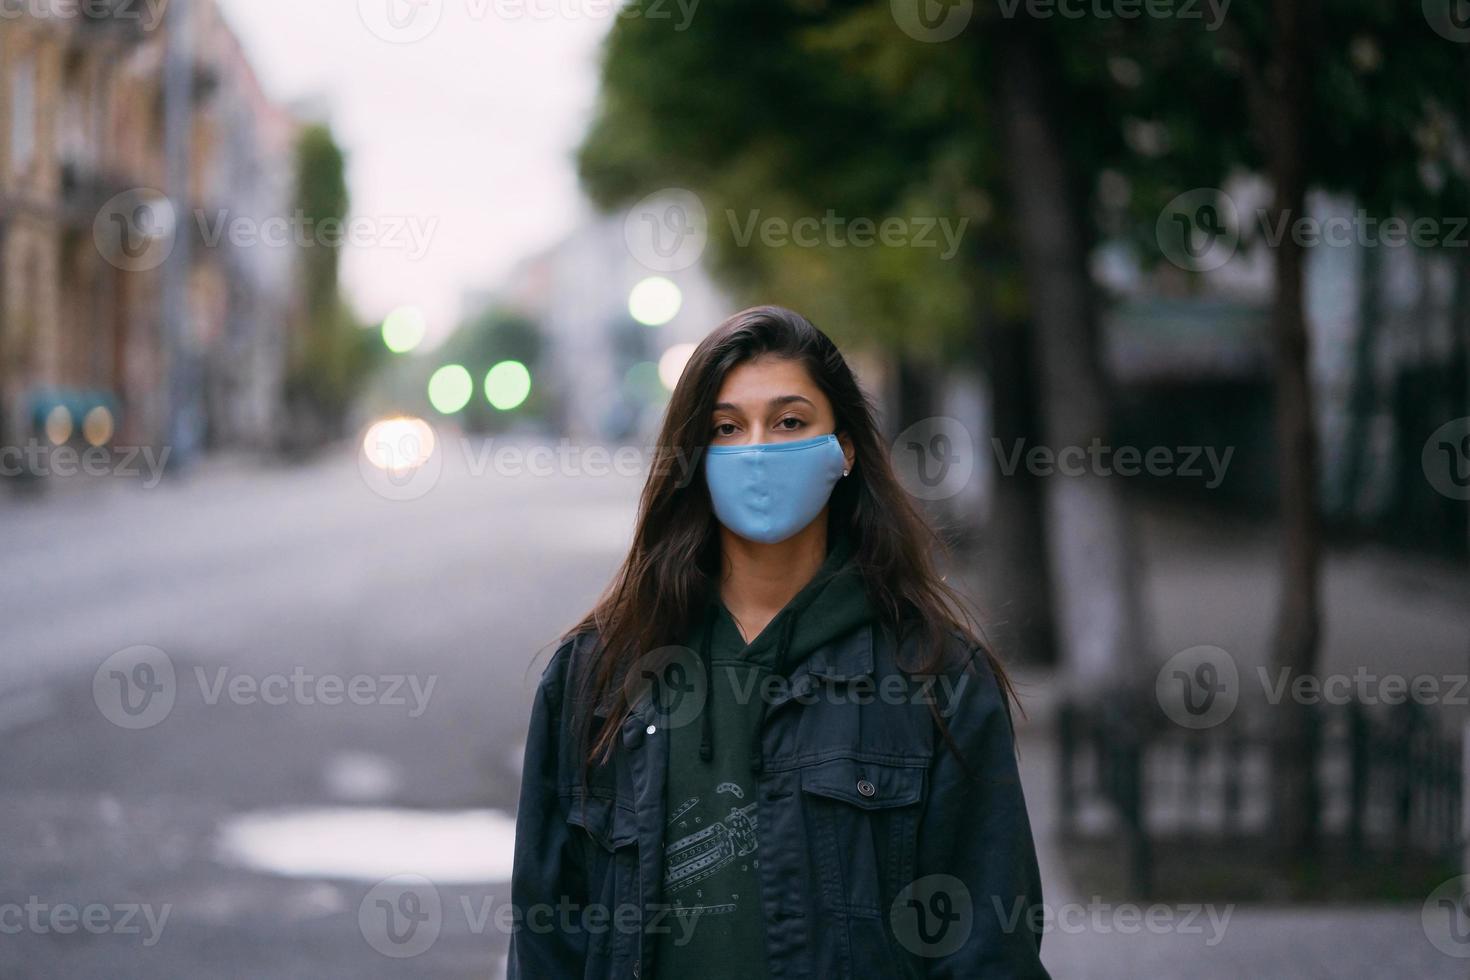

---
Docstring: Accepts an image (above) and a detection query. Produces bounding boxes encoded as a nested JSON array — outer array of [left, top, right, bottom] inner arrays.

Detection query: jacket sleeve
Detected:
[[507, 644, 588, 978], [913, 645, 1050, 979]]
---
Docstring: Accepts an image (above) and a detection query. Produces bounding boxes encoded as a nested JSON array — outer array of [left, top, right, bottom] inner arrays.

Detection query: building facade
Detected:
[[0, 0, 295, 464]]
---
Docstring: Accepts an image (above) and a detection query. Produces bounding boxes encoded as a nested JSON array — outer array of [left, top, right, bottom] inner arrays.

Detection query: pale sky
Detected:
[[216, 0, 611, 343]]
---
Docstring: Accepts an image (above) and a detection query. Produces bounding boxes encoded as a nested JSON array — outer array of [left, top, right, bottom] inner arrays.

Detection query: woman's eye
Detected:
[[777, 417, 804, 430], [713, 423, 738, 438]]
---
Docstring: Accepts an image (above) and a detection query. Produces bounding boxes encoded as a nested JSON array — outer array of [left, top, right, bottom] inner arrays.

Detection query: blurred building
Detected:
[[495, 203, 734, 442], [1099, 182, 1467, 556], [0, 0, 295, 461]]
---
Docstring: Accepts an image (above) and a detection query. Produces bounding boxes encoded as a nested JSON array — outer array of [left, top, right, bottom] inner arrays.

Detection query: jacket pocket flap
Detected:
[[799, 758, 924, 809], [565, 793, 638, 851]]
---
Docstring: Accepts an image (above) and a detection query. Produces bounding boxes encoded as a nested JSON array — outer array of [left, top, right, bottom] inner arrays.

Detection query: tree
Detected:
[[282, 124, 379, 451]]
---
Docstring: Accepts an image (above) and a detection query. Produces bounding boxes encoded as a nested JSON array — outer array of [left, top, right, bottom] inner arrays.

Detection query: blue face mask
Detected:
[[704, 433, 848, 544]]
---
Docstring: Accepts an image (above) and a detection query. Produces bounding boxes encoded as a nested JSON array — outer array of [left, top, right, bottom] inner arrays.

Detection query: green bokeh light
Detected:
[[485, 360, 532, 411], [623, 361, 666, 402], [382, 306, 427, 353], [427, 364, 474, 414]]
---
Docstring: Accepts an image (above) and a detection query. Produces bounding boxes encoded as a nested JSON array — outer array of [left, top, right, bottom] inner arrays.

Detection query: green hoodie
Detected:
[[654, 535, 873, 980]]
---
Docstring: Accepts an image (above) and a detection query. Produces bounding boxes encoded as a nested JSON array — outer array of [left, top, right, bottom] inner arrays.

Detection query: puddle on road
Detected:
[[215, 807, 517, 883]]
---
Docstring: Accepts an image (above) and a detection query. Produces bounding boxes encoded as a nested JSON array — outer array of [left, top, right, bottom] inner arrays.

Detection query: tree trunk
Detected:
[[983, 319, 1058, 667], [995, 27, 1148, 691], [1262, 0, 1324, 859]]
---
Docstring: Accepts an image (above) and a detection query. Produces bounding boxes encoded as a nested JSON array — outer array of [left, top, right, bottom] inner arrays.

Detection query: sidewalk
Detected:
[[1001, 501, 1469, 977], [1015, 725, 1457, 979]]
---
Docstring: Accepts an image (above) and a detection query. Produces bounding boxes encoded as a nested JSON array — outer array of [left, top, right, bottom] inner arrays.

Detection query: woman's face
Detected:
[[708, 355, 855, 467]]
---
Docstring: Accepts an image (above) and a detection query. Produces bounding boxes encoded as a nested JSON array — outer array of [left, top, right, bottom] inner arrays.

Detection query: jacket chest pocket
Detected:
[[798, 758, 925, 917], [565, 794, 640, 968]]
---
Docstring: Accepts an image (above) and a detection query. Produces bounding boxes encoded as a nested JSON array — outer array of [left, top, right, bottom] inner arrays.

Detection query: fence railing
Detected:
[[1057, 695, 1464, 896]]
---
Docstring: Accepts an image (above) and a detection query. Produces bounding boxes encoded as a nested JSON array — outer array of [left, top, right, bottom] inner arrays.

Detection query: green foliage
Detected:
[[580, 1, 1470, 337], [283, 124, 380, 438]]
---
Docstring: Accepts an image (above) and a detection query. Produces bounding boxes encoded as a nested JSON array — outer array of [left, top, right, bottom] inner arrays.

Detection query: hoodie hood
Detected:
[[695, 532, 873, 772]]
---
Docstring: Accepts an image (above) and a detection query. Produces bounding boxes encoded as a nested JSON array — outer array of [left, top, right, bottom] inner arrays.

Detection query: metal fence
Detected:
[[1057, 695, 1464, 896]]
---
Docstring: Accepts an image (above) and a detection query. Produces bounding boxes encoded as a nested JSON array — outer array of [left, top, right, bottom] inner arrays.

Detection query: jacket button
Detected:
[[645, 724, 657, 735], [856, 779, 876, 798]]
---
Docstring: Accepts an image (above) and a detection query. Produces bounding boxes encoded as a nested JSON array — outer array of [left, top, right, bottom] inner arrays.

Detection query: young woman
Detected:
[[509, 306, 1048, 979]]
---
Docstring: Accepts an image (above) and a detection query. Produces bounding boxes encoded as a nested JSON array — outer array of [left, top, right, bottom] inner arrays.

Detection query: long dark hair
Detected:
[[570, 305, 1014, 765]]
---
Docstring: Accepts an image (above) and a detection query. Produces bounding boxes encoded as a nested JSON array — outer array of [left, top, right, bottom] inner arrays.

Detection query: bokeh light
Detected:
[[381, 306, 428, 353], [484, 360, 532, 411], [427, 364, 474, 414], [83, 406, 115, 446], [361, 416, 437, 472], [623, 361, 665, 402], [657, 343, 696, 391], [628, 276, 682, 327], [44, 405, 73, 445]]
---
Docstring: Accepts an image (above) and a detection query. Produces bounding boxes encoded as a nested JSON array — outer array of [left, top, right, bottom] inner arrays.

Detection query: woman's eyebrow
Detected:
[[711, 395, 814, 413]]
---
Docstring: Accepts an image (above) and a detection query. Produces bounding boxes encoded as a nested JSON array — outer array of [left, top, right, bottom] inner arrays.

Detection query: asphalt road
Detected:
[[1, 436, 641, 978], [2, 436, 1465, 978]]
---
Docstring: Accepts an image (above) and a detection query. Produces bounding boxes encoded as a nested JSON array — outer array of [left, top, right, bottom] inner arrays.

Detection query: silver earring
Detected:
[[842, 468, 850, 478]]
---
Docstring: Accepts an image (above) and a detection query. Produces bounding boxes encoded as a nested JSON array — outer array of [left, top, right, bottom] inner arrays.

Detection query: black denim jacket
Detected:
[[508, 622, 1050, 980]]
